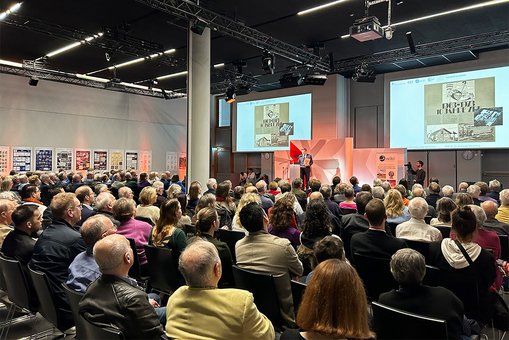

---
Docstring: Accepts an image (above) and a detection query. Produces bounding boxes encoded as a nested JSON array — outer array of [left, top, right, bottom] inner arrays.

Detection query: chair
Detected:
[[372, 301, 448, 339], [424, 216, 433, 224], [216, 229, 245, 263], [81, 315, 124, 340], [434, 225, 451, 239], [499, 234, 509, 261], [339, 207, 357, 216], [182, 224, 196, 238], [402, 239, 430, 262], [28, 265, 72, 332], [127, 238, 148, 284], [387, 222, 399, 237], [62, 283, 88, 340], [290, 280, 307, 314], [135, 215, 155, 226], [352, 253, 398, 301], [232, 265, 285, 330], [144, 245, 183, 295]]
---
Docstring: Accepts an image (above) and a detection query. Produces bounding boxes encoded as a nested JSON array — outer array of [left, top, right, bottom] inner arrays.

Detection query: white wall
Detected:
[[0, 73, 187, 171]]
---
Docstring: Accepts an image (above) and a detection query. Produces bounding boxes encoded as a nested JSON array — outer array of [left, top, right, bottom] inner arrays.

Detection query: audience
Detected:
[[339, 187, 357, 211], [482, 200, 509, 236], [215, 181, 236, 229], [430, 197, 457, 226], [384, 189, 410, 224], [496, 189, 509, 224], [306, 235, 345, 283], [149, 198, 187, 253], [75, 185, 95, 226], [268, 193, 301, 249], [455, 192, 474, 208], [425, 182, 441, 209], [0, 198, 17, 247], [136, 186, 160, 225], [166, 240, 274, 339], [79, 234, 164, 339], [230, 192, 260, 233], [396, 197, 442, 242]]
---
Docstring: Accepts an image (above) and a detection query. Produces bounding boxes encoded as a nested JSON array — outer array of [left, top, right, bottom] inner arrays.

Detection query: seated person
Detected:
[[379, 248, 466, 340], [79, 234, 164, 339], [396, 197, 442, 242], [306, 235, 345, 283], [166, 240, 274, 339]]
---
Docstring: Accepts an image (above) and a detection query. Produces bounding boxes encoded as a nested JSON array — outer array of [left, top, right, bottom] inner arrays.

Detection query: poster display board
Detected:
[[0, 146, 10, 176], [75, 149, 91, 171], [12, 147, 32, 172], [56, 148, 73, 171], [93, 150, 108, 171], [34, 147, 54, 171], [375, 152, 399, 187], [166, 152, 178, 172], [109, 150, 124, 171], [125, 150, 138, 170], [139, 151, 152, 173], [179, 152, 186, 171]]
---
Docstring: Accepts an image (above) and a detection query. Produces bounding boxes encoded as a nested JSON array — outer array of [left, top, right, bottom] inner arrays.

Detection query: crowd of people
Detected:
[[0, 168, 508, 339]]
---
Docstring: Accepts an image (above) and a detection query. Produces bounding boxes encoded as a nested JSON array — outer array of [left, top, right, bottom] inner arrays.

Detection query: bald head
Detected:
[[81, 214, 116, 247], [481, 200, 498, 219], [179, 240, 221, 288], [309, 191, 323, 201], [95, 192, 116, 212], [93, 234, 132, 276]]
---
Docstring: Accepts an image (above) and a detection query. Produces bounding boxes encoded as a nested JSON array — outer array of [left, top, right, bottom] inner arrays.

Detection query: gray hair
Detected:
[[441, 185, 454, 198], [467, 184, 480, 198], [373, 178, 382, 187], [408, 197, 428, 220], [152, 180, 164, 190], [319, 184, 332, 199], [467, 204, 487, 228], [489, 179, 501, 192], [372, 186, 385, 200], [95, 192, 115, 211], [381, 181, 391, 193], [500, 189, 509, 206], [179, 240, 220, 287], [118, 186, 133, 198], [412, 186, 426, 198], [206, 178, 217, 190], [390, 248, 426, 286]]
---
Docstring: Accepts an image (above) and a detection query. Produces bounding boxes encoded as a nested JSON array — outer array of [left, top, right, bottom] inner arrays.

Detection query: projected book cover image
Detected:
[[254, 102, 294, 147], [423, 77, 501, 143]]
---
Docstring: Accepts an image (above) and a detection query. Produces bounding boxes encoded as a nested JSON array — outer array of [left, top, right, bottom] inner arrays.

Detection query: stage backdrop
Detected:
[[352, 148, 406, 187]]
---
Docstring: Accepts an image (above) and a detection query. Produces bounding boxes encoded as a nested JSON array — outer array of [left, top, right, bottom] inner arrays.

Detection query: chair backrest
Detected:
[[143, 245, 182, 295], [28, 266, 61, 328], [499, 234, 509, 261], [232, 265, 284, 329], [127, 238, 144, 281], [134, 216, 154, 226], [62, 283, 88, 340], [182, 224, 196, 238], [352, 253, 398, 301], [0, 254, 38, 311], [387, 222, 399, 237], [424, 216, 433, 224], [290, 280, 307, 314], [339, 207, 357, 216], [402, 239, 430, 262], [216, 229, 245, 263], [372, 301, 448, 339], [434, 225, 451, 239], [81, 315, 124, 340]]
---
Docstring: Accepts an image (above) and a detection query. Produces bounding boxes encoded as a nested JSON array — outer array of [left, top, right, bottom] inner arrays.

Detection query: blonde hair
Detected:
[[232, 193, 261, 229], [139, 186, 157, 205], [384, 189, 405, 218]]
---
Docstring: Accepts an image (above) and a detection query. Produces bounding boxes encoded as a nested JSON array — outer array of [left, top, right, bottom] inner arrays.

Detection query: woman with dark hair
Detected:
[[176, 193, 192, 225], [268, 193, 301, 249], [149, 198, 187, 253], [281, 259, 373, 340], [192, 193, 216, 225], [186, 180, 201, 214], [169, 174, 186, 193], [214, 181, 236, 229], [428, 206, 496, 323], [431, 197, 457, 226], [455, 192, 473, 208], [193, 207, 234, 287], [298, 199, 333, 275]]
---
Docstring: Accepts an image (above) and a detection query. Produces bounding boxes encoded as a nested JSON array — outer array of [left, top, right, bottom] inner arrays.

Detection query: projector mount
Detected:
[[350, 0, 393, 42]]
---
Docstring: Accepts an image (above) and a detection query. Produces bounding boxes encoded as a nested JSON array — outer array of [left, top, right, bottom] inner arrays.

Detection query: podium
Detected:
[[289, 164, 300, 183]]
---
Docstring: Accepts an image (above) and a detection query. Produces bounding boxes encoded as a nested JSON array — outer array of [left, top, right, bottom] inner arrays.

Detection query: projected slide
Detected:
[[235, 93, 312, 152], [390, 65, 509, 150]]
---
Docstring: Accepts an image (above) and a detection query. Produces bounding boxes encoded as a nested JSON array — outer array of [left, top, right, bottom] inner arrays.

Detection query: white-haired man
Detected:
[[496, 189, 509, 224], [396, 197, 442, 242]]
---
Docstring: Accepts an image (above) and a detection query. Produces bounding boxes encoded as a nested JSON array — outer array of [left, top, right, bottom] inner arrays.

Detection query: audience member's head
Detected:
[[481, 200, 498, 219], [188, 181, 202, 200], [360, 183, 372, 193], [441, 185, 454, 198], [81, 214, 117, 247], [303, 199, 332, 237], [206, 178, 217, 191], [118, 186, 134, 199], [255, 180, 267, 194], [435, 197, 457, 223], [195, 193, 216, 214], [93, 234, 132, 275], [489, 179, 501, 193], [309, 179, 321, 192], [501, 189, 509, 206], [233, 186, 245, 200], [50, 192, 81, 224], [355, 191, 373, 215], [313, 236, 345, 263], [139, 186, 157, 206], [158, 198, 181, 228], [269, 194, 294, 231], [195, 207, 218, 235], [428, 182, 441, 194], [372, 186, 385, 200], [75, 185, 95, 204], [332, 176, 341, 188], [349, 176, 359, 186], [292, 178, 303, 190], [112, 198, 136, 223], [475, 181, 489, 196], [381, 181, 391, 193], [467, 204, 486, 229], [179, 240, 221, 288], [279, 181, 291, 194], [239, 202, 265, 233], [296, 259, 373, 339], [308, 191, 323, 201], [366, 198, 386, 228], [408, 197, 428, 220], [467, 184, 480, 199], [373, 178, 382, 187], [11, 204, 41, 236], [95, 192, 116, 212], [395, 184, 408, 199], [458, 182, 469, 192], [412, 186, 425, 198], [390, 248, 426, 288], [319, 184, 332, 199], [451, 206, 477, 243], [344, 187, 355, 201], [455, 192, 473, 207]]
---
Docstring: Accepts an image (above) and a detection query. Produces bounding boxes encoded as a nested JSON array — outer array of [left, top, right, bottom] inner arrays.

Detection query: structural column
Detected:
[[186, 26, 211, 188]]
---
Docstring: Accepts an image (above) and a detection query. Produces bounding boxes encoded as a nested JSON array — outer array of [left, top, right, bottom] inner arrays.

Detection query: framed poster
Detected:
[[139, 150, 152, 172], [0, 146, 10, 176], [93, 149, 108, 171], [125, 150, 138, 170], [109, 149, 124, 171], [75, 149, 91, 171], [56, 148, 73, 171], [12, 147, 32, 172], [179, 152, 186, 170], [34, 147, 54, 171], [166, 151, 178, 172]]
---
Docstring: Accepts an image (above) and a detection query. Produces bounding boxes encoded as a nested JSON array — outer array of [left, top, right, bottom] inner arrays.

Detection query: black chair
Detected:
[[372, 301, 448, 339], [127, 238, 148, 284], [182, 224, 196, 238], [232, 265, 285, 330], [216, 229, 245, 263], [499, 234, 509, 261], [352, 253, 398, 301], [290, 280, 307, 314], [28, 266, 72, 332], [434, 225, 451, 239], [144, 245, 183, 295], [402, 239, 430, 262], [387, 222, 399, 237], [135, 215, 155, 226], [62, 283, 88, 340], [339, 207, 357, 216], [424, 216, 433, 224], [81, 315, 124, 340]]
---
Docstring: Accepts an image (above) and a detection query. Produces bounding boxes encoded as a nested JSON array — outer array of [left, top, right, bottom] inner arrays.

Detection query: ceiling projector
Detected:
[[349, 16, 384, 42]]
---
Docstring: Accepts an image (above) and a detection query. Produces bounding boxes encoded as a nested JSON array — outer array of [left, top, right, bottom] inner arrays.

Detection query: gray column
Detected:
[[186, 26, 211, 188]]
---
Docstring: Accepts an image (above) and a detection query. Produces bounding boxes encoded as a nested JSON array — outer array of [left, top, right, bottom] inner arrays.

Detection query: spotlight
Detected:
[[406, 31, 416, 54], [225, 84, 236, 104], [304, 73, 327, 86], [280, 72, 304, 88], [352, 63, 376, 83], [105, 51, 112, 62], [28, 76, 39, 86], [190, 18, 207, 35], [261, 50, 275, 74]]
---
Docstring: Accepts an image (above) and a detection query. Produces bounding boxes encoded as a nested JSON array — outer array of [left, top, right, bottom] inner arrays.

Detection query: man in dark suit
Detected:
[[75, 185, 95, 226], [339, 191, 373, 261], [297, 148, 313, 190], [350, 198, 407, 260]]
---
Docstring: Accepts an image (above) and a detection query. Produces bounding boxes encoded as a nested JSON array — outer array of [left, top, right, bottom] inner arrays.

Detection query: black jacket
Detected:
[[79, 274, 163, 340], [1, 229, 36, 265], [350, 229, 407, 260]]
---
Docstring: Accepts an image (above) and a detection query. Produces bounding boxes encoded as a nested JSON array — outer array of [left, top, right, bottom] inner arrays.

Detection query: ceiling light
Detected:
[[214, 63, 225, 68], [156, 71, 188, 81], [190, 18, 208, 35], [108, 57, 145, 70], [164, 49, 176, 54], [0, 2, 22, 21], [76, 74, 109, 83], [45, 32, 103, 58], [0, 59, 23, 67], [28, 76, 39, 86], [262, 50, 275, 74], [298, 0, 350, 15], [225, 84, 236, 103]]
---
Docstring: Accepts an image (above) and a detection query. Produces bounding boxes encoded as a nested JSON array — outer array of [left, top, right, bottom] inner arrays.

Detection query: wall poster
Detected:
[[166, 152, 178, 172], [0, 146, 10, 176], [56, 148, 73, 171], [34, 147, 54, 171], [93, 150, 108, 171], [139, 151, 152, 173], [75, 149, 91, 171], [375, 152, 399, 187], [125, 150, 138, 170], [109, 149, 124, 171], [179, 152, 187, 171], [12, 147, 32, 172]]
